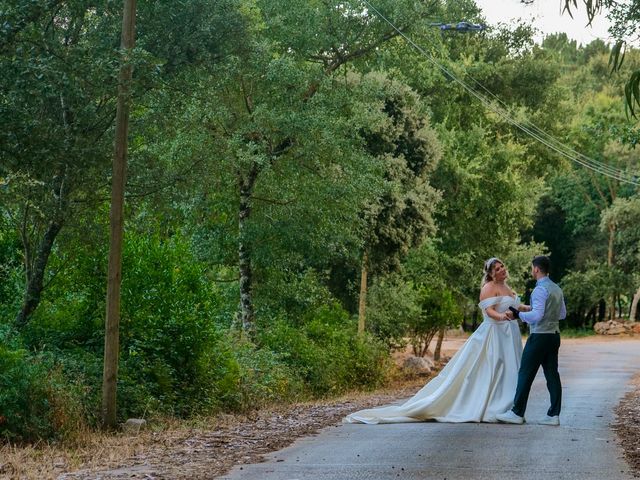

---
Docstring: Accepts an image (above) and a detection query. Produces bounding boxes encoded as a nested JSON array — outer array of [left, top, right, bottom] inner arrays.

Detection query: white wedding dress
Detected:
[[345, 296, 523, 424]]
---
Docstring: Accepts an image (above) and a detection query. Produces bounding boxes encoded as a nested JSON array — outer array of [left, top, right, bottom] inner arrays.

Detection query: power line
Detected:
[[460, 61, 628, 178], [361, 0, 640, 186]]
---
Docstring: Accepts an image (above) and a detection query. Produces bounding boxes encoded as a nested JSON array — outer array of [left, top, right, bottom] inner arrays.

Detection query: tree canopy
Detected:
[[1, 0, 639, 442]]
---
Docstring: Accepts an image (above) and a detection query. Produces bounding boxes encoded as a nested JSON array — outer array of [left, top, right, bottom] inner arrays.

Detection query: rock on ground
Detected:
[[401, 356, 434, 375], [594, 320, 640, 335]]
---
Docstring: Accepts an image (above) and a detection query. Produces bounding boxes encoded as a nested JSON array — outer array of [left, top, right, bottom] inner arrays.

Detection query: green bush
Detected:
[[254, 268, 336, 323], [0, 228, 22, 319], [561, 264, 634, 327], [408, 286, 461, 357], [259, 304, 390, 396], [210, 335, 305, 411], [366, 275, 420, 349], [0, 328, 87, 442], [0, 344, 52, 441], [3, 233, 393, 441], [117, 235, 229, 416], [21, 232, 229, 419]]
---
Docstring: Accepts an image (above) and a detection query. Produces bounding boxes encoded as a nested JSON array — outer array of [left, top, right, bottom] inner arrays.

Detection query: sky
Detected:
[[474, 0, 614, 46]]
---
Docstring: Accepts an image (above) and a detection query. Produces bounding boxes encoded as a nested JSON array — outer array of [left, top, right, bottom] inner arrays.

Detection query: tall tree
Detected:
[[600, 196, 640, 320], [0, 1, 123, 327], [190, 0, 442, 332], [0, 0, 244, 327], [538, 0, 640, 114], [357, 73, 442, 333]]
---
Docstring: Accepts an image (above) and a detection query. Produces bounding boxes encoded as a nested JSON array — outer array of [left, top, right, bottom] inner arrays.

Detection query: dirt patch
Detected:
[[614, 373, 640, 478]]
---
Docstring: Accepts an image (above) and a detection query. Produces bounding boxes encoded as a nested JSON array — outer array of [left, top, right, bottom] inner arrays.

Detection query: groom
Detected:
[[496, 255, 567, 426]]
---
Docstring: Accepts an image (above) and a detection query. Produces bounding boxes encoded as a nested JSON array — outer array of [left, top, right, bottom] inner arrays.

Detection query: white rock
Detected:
[[593, 322, 609, 334], [402, 356, 433, 375], [123, 418, 147, 433]]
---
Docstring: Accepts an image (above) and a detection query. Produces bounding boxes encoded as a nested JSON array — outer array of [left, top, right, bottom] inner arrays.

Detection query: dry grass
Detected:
[[0, 338, 467, 480], [5, 336, 637, 479], [0, 372, 433, 480], [0, 428, 155, 479]]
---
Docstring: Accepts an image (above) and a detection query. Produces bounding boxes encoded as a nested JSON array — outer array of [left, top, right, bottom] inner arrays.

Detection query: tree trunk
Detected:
[[433, 327, 445, 361], [607, 224, 616, 320], [238, 232, 254, 332], [14, 219, 63, 327], [618, 295, 623, 319], [102, 0, 136, 430], [357, 250, 368, 335], [608, 299, 615, 321], [631, 285, 640, 322], [419, 331, 436, 357], [607, 224, 615, 266], [238, 167, 259, 333]]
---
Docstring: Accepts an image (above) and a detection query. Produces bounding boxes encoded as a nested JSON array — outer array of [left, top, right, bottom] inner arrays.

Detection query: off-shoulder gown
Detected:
[[345, 295, 523, 423]]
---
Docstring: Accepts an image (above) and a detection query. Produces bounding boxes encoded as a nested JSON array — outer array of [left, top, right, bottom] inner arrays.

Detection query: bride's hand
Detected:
[[504, 311, 514, 321]]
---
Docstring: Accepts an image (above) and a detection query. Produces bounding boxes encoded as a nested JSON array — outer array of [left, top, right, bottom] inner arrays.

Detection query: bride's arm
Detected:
[[479, 284, 511, 321], [485, 305, 510, 321]]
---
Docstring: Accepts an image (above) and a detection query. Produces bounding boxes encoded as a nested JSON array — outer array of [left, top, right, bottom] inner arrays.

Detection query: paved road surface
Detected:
[[221, 338, 640, 480]]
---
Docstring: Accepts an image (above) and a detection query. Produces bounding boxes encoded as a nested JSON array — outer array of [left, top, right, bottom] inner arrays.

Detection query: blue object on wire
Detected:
[[429, 21, 487, 32]]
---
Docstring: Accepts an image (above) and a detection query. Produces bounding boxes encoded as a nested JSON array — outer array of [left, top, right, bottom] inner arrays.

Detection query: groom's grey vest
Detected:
[[530, 278, 564, 334]]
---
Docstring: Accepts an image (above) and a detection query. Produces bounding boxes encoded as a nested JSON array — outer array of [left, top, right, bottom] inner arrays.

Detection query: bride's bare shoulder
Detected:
[[479, 282, 499, 301]]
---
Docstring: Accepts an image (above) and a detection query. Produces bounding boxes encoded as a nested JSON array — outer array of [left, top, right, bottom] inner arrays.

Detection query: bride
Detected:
[[345, 257, 530, 424]]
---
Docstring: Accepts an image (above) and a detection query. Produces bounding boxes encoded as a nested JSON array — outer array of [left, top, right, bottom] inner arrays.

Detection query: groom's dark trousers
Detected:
[[512, 332, 561, 418]]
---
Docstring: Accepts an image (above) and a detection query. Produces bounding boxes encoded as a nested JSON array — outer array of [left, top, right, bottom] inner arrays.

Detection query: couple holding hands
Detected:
[[346, 255, 566, 426]]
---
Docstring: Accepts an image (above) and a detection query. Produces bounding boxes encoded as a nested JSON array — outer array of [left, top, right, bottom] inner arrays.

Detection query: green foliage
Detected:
[[561, 269, 602, 321], [2, 230, 389, 436], [408, 287, 461, 357], [212, 337, 305, 411], [22, 232, 228, 417], [529, 194, 575, 279], [366, 269, 462, 357], [561, 264, 633, 327], [366, 275, 420, 349], [600, 196, 640, 273], [254, 268, 335, 322], [0, 327, 87, 442], [4, 0, 640, 445], [0, 227, 21, 317], [0, 336, 53, 441], [259, 305, 390, 396], [358, 72, 442, 275]]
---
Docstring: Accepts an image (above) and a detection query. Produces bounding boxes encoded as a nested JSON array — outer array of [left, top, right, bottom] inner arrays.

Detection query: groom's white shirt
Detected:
[[519, 276, 567, 325]]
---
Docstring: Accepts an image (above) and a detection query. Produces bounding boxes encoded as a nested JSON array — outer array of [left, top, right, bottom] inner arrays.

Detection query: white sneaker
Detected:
[[538, 415, 560, 426], [496, 410, 525, 424]]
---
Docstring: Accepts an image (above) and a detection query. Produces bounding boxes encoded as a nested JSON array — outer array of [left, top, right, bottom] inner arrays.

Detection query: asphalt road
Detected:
[[220, 338, 640, 480]]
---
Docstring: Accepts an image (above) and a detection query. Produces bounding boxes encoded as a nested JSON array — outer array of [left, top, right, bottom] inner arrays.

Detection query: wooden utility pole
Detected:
[[102, 0, 137, 429]]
